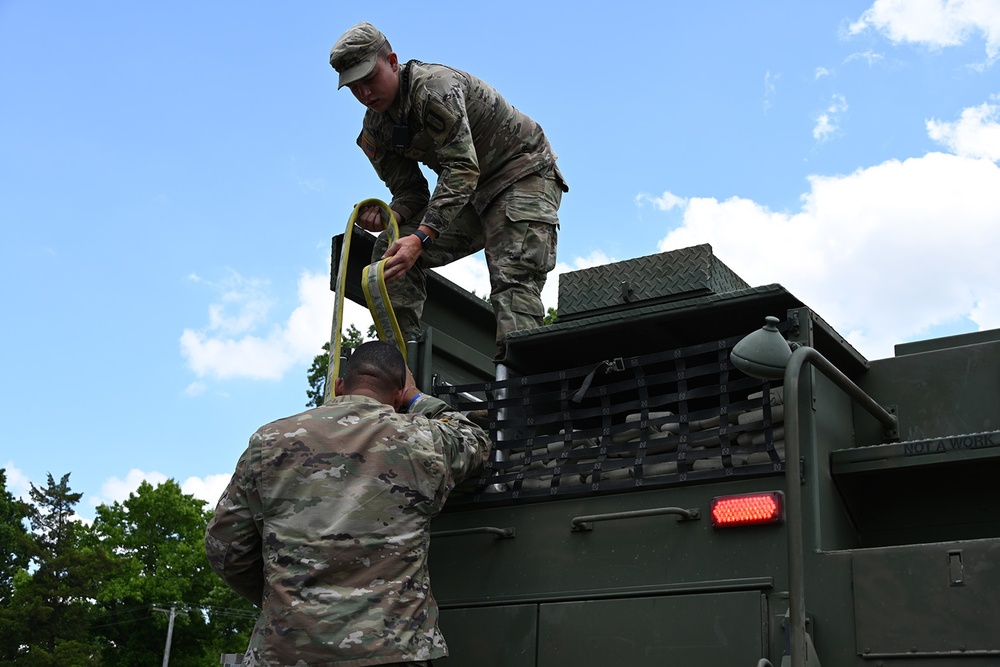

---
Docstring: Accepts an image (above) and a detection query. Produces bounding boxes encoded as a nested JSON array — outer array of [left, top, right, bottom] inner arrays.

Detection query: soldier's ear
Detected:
[[392, 387, 406, 412], [334, 377, 345, 396], [388, 52, 398, 72]]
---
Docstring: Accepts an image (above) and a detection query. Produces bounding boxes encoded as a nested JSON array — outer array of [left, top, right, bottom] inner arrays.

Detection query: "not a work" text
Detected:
[[903, 432, 998, 456]]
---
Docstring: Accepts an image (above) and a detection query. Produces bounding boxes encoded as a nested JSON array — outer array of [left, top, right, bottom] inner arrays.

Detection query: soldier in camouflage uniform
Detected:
[[205, 341, 491, 666], [329, 22, 568, 362]]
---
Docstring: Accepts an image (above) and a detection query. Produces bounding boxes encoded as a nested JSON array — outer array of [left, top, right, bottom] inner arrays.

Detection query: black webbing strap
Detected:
[[572, 357, 625, 403], [444, 323, 792, 503]]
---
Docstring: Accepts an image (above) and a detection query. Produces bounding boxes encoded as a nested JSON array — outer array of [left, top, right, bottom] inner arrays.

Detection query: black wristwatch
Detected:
[[411, 229, 433, 248]]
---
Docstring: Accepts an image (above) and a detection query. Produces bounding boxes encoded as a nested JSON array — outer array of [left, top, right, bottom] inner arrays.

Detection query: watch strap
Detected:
[[411, 229, 433, 248]]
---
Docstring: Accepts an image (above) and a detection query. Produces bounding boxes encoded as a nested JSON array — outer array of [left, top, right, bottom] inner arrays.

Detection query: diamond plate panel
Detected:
[[557, 244, 749, 318]]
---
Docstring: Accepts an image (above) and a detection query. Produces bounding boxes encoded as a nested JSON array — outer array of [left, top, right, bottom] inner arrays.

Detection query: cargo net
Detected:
[[436, 331, 786, 504]]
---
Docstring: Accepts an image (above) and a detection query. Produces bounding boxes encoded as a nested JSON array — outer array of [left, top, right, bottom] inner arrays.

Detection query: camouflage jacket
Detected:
[[205, 393, 491, 666], [357, 60, 563, 235]]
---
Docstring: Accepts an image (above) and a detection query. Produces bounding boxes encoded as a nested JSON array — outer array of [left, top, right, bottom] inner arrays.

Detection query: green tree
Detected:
[[0, 469, 31, 662], [0, 473, 109, 667], [543, 307, 558, 325], [88, 480, 255, 667], [0, 469, 29, 605], [306, 324, 375, 407], [0, 472, 257, 666]]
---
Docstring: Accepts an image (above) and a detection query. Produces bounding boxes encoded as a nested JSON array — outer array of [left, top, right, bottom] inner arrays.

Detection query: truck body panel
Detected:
[[330, 238, 1000, 666]]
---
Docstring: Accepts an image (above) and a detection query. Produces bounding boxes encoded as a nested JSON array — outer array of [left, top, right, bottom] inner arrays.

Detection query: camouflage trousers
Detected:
[[242, 654, 432, 666], [242, 646, 433, 665], [373, 167, 564, 362]]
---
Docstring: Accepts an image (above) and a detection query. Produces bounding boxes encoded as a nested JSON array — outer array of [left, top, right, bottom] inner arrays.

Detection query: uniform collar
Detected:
[[387, 59, 417, 124]]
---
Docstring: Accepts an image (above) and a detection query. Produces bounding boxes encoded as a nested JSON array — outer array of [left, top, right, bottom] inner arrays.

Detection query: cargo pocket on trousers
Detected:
[[503, 192, 559, 275], [511, 290, 545, 320]]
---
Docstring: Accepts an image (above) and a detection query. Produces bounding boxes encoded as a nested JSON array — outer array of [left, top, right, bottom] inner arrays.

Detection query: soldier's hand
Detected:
[[381, 234, 423, 282], [355, 204, 388, 232]]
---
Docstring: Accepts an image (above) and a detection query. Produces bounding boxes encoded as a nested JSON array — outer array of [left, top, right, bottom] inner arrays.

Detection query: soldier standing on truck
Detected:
[[329, 22, 568, 362]]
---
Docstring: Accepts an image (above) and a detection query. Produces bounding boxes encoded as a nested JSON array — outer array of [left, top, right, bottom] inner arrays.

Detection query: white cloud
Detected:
[[814, 114, 836, 141], [91, 468, 169, 508], [636, 191, 689, 212], [434, 252, 492, 301], [843, 49, 885, 66], [814, 66, 833, 79], [813, 94, 849, 142], [183, 381, 207, 397], [429, 246, 618, 316], [88, 469, 233, 512], [3, 462, 31, 500], [206, 272, 273, 335], [181, 473, 232, 507], [181, 269, 335, 381], [654, 149, 1000, 360], [562, 250, 618, 272], [182, 247, 551, 387], [927, 101, 1000, 159], [849, 0, 1000, 65], [429, 247, 614, 317]]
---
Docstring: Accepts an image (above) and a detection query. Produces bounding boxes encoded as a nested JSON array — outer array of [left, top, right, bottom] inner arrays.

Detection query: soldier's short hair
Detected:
[[377, 39, 393, 61], [343, 341, 406, 393]]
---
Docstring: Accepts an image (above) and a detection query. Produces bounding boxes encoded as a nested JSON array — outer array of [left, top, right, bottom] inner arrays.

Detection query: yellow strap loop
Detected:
[[324, 198, 406, 402]]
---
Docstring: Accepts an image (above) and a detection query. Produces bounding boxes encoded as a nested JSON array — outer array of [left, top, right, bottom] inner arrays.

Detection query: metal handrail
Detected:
[[571, 506, 700, 532], [431, 526, 515, 539]]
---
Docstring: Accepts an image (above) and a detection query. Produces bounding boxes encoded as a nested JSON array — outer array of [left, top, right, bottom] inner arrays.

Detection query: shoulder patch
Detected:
[[425, 111, 446, 134], [421, 96, 459, 140], [360, 134, 377, 160]]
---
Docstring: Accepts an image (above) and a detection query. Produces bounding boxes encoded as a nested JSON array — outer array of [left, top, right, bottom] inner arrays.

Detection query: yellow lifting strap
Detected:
[[324, 198, 407, 402]]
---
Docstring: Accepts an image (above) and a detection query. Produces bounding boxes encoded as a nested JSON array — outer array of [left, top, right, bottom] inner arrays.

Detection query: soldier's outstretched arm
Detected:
[[401, 368, 491, 485], [205, 445, 266, 606]]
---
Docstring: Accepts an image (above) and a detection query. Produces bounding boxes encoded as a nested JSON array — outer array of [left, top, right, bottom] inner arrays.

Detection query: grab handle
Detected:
[[431, 526, 516, 539], [571, 506, 699, 532]]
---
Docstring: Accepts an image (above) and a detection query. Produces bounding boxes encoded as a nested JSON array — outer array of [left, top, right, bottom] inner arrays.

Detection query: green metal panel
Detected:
[[438, 604, 537, 667], [853, 540, 1000, 658], [802, 367, 868, 552], [857, 338, 1000, 442], [536, 591, 765, 665], [430, 482, 786, 607]]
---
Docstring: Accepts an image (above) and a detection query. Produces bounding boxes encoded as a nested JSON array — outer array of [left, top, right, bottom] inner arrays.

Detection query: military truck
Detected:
[[332, 236, 1000, 667]]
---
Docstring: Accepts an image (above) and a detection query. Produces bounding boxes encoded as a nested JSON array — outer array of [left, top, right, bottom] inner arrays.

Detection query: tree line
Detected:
[[0, 469, 256, 666]]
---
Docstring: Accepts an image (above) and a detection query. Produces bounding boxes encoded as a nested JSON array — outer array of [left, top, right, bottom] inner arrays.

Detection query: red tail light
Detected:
[[710, 491, 785, 527]]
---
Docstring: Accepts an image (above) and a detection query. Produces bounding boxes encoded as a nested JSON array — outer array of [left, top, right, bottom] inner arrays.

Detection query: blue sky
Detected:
[[3, 1, 999, 519]]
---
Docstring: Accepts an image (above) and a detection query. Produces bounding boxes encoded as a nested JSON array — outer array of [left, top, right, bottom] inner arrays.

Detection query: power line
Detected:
[[88, 603, 159, 621], [87, 602, 256, 631]]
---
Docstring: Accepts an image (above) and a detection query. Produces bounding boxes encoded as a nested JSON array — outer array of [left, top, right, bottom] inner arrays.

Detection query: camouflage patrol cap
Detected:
[[329, 22, 388, 89]]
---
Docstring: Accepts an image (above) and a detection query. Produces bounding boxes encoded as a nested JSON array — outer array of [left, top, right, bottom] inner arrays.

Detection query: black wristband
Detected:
[[411, 230, 433, 248]]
